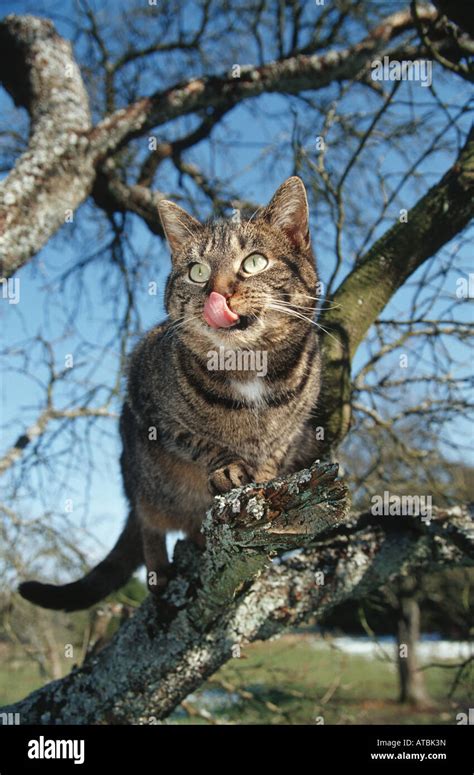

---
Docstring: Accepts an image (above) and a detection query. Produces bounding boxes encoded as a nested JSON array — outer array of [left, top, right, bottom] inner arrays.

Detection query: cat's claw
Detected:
[[208, 461, 254, 495]]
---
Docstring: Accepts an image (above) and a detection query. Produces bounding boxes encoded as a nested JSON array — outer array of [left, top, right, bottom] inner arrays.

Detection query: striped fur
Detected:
[[19, 177, 322, 611]]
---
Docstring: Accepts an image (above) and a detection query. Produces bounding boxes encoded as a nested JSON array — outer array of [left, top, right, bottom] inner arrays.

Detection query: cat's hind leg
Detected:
[[142, 524, 172, 595], [137, 500, 173, 595]]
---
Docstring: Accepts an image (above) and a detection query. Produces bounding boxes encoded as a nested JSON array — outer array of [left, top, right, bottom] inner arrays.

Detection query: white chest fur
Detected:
[[231, 378, 268, 404]]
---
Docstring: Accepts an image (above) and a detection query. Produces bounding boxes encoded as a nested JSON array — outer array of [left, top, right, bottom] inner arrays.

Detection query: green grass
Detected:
[[1, 634, 471, 724], [0, 658, 45, 706], [171, 634, 472, 725]]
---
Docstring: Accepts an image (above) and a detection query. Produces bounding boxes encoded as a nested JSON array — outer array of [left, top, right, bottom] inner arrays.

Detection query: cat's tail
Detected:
[[18, 511, 143, 612]]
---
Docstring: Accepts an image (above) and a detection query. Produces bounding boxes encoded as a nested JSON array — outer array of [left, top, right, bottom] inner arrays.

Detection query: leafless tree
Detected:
[[0, 0, 472, 722]]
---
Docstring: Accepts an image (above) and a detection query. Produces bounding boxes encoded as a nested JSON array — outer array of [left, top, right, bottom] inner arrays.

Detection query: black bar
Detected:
[[0, 724, 471, 772]]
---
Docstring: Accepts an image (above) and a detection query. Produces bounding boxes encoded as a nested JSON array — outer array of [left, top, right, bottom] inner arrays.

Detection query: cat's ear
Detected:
[[158, 200, 202, 256], [261, 176, 310, 252]]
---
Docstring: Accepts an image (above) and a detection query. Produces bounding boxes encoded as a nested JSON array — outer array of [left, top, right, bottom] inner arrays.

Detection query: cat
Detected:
[[19, 176, 322, 611]]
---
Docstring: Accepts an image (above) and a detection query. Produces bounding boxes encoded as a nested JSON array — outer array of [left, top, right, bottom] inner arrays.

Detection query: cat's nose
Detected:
[[211, 277, 235, 298]]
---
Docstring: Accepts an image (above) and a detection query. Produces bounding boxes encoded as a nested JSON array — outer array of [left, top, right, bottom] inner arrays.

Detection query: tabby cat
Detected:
[[19, 176, 322, 611]]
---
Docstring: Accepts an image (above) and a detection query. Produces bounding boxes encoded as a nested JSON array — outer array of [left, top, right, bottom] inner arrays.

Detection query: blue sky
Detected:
[[1, 0, 473, 578]]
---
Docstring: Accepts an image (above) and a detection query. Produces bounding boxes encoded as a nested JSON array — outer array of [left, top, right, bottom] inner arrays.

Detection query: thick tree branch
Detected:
[[0, 7, 444, 276], [92, 159, 166, 236], [0, 15, 92, 277], [3, 461, 472, 724], [317, 126, 474, 451], [94, 10, 438, 151]]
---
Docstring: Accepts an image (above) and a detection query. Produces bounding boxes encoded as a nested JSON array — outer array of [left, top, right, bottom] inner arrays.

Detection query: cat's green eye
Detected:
[[241, 253, 268, 275], [189, 263, 211, 283]]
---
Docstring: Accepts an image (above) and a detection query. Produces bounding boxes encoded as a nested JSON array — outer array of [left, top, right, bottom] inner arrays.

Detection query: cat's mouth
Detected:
[[202, 292, 256, 333], [225, 315, 254, 332], [200, 314, 258, 338], [202, 315, 255, 334]]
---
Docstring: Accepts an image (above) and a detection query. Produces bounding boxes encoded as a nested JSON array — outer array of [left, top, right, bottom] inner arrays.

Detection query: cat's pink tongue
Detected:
[[203, 292, 239, 329]]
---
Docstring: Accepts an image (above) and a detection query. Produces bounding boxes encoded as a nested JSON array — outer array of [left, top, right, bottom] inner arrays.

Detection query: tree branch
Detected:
[[317, 126, 474, 451], [0, 405, 115, 477], [91, 159, 166, 236], [0, 7, 445, 276], [94, 12, 437, 151], [0, 15, 92, 278], [2, 460, 473, 724]]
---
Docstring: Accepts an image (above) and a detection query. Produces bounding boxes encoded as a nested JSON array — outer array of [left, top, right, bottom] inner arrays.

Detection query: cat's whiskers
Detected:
[[163, 316, 188, 339], [266, 295, 318, 314], [280, 291, 342, 309], [267, 299, 318, 312], [244, 205, 264, 228], [266, 303, 341, 345], [278, 292, 343, 311], [165, 314, 203, 339]]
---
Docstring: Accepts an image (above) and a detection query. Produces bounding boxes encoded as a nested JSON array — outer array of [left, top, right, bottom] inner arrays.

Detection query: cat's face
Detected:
[[158, 177, 318, 350]]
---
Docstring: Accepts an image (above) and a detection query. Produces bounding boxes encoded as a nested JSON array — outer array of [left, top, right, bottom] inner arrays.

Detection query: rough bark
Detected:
[[1, 462, 472, 724], [0, 15, 92, 277]]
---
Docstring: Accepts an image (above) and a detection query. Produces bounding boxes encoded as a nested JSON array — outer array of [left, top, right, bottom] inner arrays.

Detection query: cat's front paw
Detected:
[[208, 461, 254, 495]]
